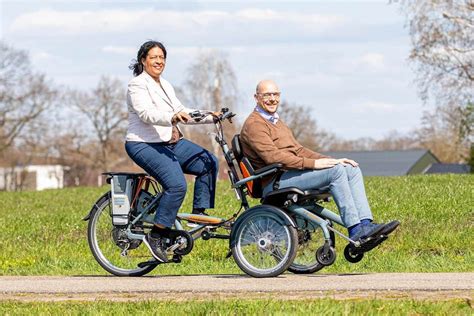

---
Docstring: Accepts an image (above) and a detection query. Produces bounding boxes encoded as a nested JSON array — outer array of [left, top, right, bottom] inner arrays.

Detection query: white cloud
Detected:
[[10, 9, 150, 34], [358, 53, 385, 70], [9, 8, 345, 36], [236, 8, 344, 25], [31, 51, 52, 61], [356, 101, 397, 113], [102, 46, 135, 55]]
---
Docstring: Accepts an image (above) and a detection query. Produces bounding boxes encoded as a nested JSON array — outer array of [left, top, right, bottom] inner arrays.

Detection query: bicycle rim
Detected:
[[88, 196, 156, 276], [234, 212, 296, 277]]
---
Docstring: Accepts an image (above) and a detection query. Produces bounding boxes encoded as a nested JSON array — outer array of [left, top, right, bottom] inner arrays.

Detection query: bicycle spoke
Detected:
[[236, 214, 293, 273]]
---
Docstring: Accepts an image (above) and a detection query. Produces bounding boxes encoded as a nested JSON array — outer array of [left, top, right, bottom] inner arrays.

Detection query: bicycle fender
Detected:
[[83, 191, 111, 221], [229, 204, 296, 248]]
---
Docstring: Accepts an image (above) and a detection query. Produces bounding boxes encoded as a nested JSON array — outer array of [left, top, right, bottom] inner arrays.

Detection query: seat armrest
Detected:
[[253, 163, 283, 175]]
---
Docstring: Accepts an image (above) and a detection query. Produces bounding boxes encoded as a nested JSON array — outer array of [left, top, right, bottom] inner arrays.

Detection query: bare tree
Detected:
[[370, 130, 419, 151], [395, 1, 473, 162], [397, 0, 473, 108], [185, 50, 239, 112], [181, 50, 241, 177], [417, 103, 473, 162], [0, 41, 57, 152], [68, 76, 128, 171], [278, 101, 338, 151]]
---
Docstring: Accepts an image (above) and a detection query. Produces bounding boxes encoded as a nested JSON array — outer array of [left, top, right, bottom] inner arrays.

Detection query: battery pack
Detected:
[[111, 175, 133, 225]]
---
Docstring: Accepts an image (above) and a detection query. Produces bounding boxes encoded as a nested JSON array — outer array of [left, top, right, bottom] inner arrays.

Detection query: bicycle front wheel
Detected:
[[87, 192, 157, 276], [231, 209, 298, 278]]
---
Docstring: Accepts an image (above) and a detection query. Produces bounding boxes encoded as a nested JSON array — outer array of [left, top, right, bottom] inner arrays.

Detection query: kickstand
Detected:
[[225, 249, 232, 259]]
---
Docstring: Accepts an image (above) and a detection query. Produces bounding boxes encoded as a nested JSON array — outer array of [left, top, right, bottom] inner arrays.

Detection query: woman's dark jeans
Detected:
[[125, 139, 218, 227]]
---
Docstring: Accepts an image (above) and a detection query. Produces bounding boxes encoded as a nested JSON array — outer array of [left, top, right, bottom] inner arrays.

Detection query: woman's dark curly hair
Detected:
[[129, 40, 167, 76]]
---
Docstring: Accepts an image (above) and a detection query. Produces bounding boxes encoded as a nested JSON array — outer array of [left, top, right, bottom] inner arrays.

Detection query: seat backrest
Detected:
[[231, 134, 263, 198], [231, 134, 243, 162]]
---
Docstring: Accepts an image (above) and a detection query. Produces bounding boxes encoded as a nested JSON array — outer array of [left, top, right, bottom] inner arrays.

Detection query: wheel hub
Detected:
[[258, 238, 268, 247], [257, 232, 276, 251]]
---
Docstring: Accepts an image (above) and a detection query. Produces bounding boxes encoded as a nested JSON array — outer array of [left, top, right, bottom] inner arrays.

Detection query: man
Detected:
[[240, 79, 399, 244]]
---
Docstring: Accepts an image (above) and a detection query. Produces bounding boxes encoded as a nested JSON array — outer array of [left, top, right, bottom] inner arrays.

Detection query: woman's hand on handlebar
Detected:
[[172, 111, 192, 124], [214, 108, 236, 123], [211, 111, 223, 122]]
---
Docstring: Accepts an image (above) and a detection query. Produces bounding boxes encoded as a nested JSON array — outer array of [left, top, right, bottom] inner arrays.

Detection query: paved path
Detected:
[[1, 273, 473, 302]]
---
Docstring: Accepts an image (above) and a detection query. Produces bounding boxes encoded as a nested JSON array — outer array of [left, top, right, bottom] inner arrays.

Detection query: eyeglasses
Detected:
[[257, 92, 281, 99]]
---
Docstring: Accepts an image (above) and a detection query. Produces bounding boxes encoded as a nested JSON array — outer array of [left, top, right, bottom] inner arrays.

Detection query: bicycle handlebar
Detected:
[[188, 108, 235, 123], [218, 108, 236, 123]]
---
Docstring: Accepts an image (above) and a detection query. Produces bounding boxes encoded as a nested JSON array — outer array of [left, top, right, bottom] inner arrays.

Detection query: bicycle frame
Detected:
[[123, 113, 245, 244], [288, 203, 359, 245]]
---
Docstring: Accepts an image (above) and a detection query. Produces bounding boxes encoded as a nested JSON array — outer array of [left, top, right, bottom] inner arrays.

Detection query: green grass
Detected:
[[0, 298, 471, 315], [0, 174, 472, 275]]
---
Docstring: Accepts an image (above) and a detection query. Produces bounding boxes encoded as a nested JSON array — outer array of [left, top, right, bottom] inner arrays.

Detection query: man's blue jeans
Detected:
[[263, 164, 373, 228], [125, 139, 218, 228]]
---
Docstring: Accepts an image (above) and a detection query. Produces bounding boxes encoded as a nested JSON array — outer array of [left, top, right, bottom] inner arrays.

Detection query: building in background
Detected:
[[0, 165, 67, 191], [323, 149, 470, 176], [424, 163, 471, 174]]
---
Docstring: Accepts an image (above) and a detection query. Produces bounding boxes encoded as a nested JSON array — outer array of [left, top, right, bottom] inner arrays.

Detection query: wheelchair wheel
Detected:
[[288, 216, 335, 274], [87, 192, 158, 276], [231, 208, 298, 278], [344, 244, 364, 263]]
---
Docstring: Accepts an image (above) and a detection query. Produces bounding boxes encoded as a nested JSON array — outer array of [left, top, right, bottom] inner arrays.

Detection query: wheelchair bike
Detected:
[[84, 108, 395, 278]]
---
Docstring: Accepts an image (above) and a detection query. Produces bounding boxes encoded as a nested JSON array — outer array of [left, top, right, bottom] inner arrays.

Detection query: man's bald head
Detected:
[[254, 79, 281, 114], [256, 80, 279, 94]]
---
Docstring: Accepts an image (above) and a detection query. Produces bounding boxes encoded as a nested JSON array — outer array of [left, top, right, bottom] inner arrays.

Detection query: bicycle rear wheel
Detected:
[[288, 216, 335, 274], [87, 192, 157, 276]]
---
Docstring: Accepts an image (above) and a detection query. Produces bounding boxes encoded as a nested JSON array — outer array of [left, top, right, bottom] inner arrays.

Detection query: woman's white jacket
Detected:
[[126, 71, 211, 143]]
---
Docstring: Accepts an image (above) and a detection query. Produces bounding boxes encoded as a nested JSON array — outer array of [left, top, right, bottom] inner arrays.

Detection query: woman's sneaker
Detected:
[[144, 233, 168, 263]]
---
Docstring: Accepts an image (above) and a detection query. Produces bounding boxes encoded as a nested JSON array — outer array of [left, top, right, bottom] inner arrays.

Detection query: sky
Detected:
[[0, 0, 423, 140]]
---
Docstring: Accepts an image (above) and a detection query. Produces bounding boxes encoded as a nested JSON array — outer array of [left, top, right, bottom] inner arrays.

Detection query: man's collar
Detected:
[[255, 105, 279, 124]]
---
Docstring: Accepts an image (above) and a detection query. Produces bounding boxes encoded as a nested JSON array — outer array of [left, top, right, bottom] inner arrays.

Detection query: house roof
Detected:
[[424, 163, 471, 174], [322, 149, 439, 176]]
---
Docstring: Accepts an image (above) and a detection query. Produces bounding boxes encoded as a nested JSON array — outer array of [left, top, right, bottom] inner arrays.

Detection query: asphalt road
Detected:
[[1, 273, 473, 302]]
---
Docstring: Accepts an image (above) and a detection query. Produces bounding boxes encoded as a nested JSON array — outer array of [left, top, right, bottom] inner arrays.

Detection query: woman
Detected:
[[125, 40, 218, 262]]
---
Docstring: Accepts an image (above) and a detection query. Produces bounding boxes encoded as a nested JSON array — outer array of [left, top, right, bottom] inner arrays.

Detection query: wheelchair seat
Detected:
[[262, 187, 331, 206], [231, 134, 331, 206]]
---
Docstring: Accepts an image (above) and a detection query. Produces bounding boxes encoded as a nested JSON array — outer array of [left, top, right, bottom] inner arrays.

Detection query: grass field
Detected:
[[0, 298, 471, 315], [0, 174, 472, 276]]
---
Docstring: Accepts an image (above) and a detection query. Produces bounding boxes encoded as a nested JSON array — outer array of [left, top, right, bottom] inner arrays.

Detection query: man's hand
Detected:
[[313, 158, 341, 169], [172, 111, 191, 124], [337, 158, 359, 167], [313, 158, 359, 169]]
